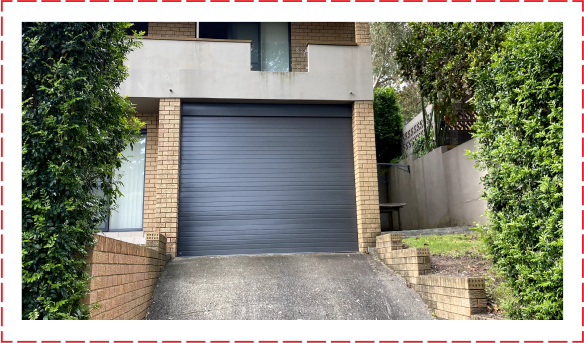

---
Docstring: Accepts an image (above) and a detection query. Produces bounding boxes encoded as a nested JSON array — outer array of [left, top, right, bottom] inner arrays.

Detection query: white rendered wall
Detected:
[[119, 39, 373, 103]]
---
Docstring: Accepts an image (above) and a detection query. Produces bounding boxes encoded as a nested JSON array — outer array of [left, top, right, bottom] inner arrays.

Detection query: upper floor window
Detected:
[[199, 22, 291, 72]]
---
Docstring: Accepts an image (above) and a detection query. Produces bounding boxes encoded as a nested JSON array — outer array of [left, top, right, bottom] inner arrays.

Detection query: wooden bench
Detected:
[[379, 203, 406, 231]]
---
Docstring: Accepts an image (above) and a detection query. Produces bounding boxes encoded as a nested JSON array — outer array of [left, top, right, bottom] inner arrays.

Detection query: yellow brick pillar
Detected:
[[136, 113, 159, 236], [355, 22, 371, 46], [353, 22, 377, 251], [353, 101, 381, 252], [156, 98, 181, 257]]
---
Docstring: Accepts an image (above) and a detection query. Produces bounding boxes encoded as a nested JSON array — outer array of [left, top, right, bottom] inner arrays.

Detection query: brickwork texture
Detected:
[[354, 22, 371, 46], [291, 22, 356, 72], [376, 233, 488, 320], [83, 233, 167, 320], [156, 98, 181, 257], [353, 101, 381, 251], [135, 113, 159, 235], [148, 22, 196, 38], [413, 275, 487, 319], [376, 234, 431, 277]]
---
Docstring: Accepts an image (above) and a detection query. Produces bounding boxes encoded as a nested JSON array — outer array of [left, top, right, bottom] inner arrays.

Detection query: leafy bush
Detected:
[[373, 87, 403, 162], [412, 130, 434, 158], [22, 23, 142, 319], [468, 22, 563, 319]]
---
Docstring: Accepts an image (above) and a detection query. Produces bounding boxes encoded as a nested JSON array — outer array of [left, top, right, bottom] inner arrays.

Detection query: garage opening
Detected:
[[177, 103, 357, 256]]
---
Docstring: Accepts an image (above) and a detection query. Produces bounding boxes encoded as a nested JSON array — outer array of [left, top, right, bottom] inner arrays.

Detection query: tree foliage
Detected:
[[370, 22, 420, 126], [396, 81, 421, 124], [395, 22, 509, 140], [373, 87, 403, 163], [371, 22, 411, 89], [468, 22, 563, 319], [22, 22, 142, 319]]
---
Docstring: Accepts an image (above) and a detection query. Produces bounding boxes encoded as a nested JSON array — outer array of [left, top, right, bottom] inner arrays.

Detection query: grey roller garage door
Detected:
[[177, 103, 357, 257]]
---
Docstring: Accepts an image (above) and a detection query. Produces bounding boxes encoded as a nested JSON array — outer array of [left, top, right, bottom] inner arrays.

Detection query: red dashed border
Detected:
[[2, 1, 579, 343], [0, 11, 2, 313]]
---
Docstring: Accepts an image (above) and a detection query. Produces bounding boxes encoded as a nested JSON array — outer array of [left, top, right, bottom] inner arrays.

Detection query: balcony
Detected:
[[119, 38, 373, 110]]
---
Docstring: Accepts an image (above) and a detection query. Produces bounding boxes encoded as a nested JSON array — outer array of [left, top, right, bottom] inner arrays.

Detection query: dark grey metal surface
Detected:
[[177, 103, 357, 257], [182, 102, 353, 118]]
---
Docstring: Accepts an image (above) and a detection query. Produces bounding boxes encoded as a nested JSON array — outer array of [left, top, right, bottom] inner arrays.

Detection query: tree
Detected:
[[395, 81, 420, 124], [373, 87, 403, 163], [395, 22, 509, 146], [370, 22, 411, 89], [22, 23, 142, 319], [468, 22, 563, 319], [370, 23, 420, 126]]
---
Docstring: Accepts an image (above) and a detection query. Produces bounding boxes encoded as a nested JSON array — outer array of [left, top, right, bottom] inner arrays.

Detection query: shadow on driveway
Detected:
[[146, 252, 433, 320]]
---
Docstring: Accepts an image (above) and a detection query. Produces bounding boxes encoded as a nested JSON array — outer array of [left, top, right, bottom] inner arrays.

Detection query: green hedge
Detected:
[[373, 87, 403, 162], [22, 23, 142, 319], [469, 22, 563, 319]]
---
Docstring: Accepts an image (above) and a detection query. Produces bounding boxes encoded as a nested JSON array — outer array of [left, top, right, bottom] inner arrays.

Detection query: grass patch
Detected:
[[484, 268, 517, 316], [402, 234, 485, 258]]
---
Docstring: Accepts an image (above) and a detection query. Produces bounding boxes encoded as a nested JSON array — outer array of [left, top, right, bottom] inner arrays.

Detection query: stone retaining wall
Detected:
[[82, 233, 167, 320], [375, 233, 487, 320]]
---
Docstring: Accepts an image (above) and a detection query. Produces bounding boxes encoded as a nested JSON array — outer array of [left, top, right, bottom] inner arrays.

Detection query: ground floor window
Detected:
[[99, 130, 147, 232]]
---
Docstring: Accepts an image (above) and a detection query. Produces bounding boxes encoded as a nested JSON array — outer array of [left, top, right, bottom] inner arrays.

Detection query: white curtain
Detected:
[[109, 134, 146, 230], [261, 23, 290, 72]]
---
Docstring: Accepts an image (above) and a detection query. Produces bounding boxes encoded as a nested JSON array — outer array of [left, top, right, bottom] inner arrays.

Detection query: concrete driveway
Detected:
[[145, 252, 433, 320]]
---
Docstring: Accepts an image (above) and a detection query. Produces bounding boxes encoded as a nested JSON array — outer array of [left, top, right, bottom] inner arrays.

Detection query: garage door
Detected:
[[177, 103, 358, 257]]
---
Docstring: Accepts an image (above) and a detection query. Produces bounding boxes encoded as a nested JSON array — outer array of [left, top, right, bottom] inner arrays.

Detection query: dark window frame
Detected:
[[288, 22, 292, 72]]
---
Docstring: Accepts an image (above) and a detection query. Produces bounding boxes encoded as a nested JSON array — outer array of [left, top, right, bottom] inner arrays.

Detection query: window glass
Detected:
[[199, 22, 290, 72], [260, 23, 290, 72], [94, 183, 108, 230], [96, 132, 146, 232], [199, 22, 229, 39], [230, 23, 260, 71], [109, 133, 147, 231]]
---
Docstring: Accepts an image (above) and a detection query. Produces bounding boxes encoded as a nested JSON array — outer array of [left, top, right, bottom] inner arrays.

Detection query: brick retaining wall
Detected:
[[83, 233, 167, 320], [413, 275, 487, 319], [375, 233, 487, 320]]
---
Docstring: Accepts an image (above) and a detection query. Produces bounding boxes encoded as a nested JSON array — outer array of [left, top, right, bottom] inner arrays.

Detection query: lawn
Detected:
[[402, 233, 485, 258]]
